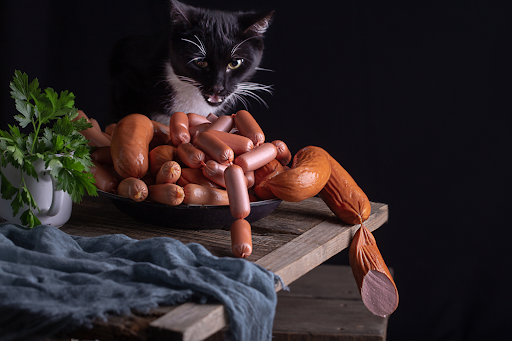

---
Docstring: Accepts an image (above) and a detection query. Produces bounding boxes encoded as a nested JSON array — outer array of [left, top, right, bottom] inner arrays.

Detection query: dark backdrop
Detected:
[[1, 1, 510, 340]]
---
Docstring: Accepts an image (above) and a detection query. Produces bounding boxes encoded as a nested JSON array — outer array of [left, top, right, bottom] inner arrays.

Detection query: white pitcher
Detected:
[[0, 159, 72, 227]]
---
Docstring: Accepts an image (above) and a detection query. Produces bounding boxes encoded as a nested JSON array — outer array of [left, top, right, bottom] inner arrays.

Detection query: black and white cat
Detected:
[[110, 0, 274, 124]]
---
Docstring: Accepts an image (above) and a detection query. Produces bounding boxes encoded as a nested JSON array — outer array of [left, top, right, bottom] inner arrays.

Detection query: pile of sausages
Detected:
[[78, 109, 292, 258]]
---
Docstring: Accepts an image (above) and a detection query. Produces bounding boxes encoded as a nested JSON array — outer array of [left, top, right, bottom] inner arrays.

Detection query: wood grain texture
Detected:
[[272, 265, 389, 341], [148, 203, 388, 340], [56, 195, 388, 341]]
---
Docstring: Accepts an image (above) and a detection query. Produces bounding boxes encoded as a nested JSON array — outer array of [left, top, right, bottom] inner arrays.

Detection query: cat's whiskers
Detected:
[[231, 36, 258, 57], [182, 35, 207, 57], [232, 82, 273, 109], [255, 67, 275, 72]]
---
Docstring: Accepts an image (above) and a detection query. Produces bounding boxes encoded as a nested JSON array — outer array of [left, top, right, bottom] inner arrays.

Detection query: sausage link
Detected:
[[205, 130, 254, 155], [177, 168, 223, 188], [230, 219, 253, 258], [265, 146, 331, 202], [207, 113, 218, 122], [76, 110, 112, 147], [169, 111, 190, 146], [150, 120, 172, 149], [318, 151, 371, 224], [104, 123, 116, 136], [205, 114, 234, 133], [118, 177, 149, 202], [90, 146, 113, 165], [90, 160, 119, 193], [271, 140, 292, 166], [183, 184, 229, 205], [234, 143, 277, 173], [149, 145, 176, 177], [177, 142, 206, 168], [233, 110, 265, 146], [188, 112, 211, 126], [148, 183, 185, 206], [155, 160, 181, 184], [202, 160, 227, 187], [224, 164, 251, 219], [111, 113, 154, 178], [194, 131, 234, 165]]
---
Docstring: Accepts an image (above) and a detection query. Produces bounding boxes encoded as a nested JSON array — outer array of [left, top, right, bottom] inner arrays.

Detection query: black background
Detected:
[[1, 1, 511, 340]]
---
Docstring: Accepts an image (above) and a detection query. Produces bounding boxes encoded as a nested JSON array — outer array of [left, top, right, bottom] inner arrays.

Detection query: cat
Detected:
[[109, 0, 274, 125]]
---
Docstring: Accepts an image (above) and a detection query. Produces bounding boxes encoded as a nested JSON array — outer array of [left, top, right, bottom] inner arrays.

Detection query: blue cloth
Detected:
[[0, 223, 283, 341]]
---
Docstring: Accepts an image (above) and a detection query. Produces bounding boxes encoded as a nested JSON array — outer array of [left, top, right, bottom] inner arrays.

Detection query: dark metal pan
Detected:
[[98, 190, 281, 230]]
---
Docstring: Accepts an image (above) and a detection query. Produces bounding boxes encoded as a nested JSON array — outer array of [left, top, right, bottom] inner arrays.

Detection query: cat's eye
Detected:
[[194, 59, 208, 69], [227, 59, 243, 70]]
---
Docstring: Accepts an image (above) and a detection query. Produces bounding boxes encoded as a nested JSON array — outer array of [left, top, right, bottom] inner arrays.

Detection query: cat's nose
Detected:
[[212, 85, 224, 95]]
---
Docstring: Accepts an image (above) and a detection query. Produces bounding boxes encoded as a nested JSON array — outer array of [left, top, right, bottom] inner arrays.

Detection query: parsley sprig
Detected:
[[0, 70, 97, 228]]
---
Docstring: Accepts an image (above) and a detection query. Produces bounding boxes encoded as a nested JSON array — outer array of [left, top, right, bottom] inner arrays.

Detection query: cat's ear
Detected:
[[241, 10, 275, 35], [169, 0, 191, 26]]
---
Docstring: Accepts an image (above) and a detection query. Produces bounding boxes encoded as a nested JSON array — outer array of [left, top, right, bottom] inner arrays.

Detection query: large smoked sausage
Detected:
[[111, 114, 154, 179]]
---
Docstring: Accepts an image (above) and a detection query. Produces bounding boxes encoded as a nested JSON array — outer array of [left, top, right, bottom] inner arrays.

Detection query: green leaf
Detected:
[[0, 171, 17, 200], [20, 209, 41, 229], [10, 70, 30, 101]]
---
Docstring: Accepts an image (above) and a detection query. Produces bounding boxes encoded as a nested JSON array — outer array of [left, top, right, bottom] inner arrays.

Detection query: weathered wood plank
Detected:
[[256, 202, 387, 290], [148, 202, 388, 341], [149, 303, 228, 341], [272, 264, 389, 341]]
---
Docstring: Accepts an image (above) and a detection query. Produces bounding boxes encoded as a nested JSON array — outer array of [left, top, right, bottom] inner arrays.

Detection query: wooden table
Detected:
[[58, 194, 388, 341]]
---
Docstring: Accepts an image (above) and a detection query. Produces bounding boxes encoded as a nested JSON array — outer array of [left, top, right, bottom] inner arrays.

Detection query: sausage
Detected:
[[224, 164, 251, 219], [177, 168, 223, 189], [193, 131, 234, 165], [169, 111, 190, 146], [90, 146, 113, 165], [90, 160, 119, 193], [76, 110, 112, 147], [177, 142, 206, 168], [230, 219, 253, 258], [202, 160, 227, 187], [150, 120, 172, 149], [111, 113, 154, 178], [149, 145, 176, 177], [188, 112, 211, 127], [182, 184, 229, 206], [148, 183, 185, 206], [253, 159, 285, 200], [265, 146, 331, 202], [205, 114, 234, 133], [104, 123, 116, 136], [234, 143, 277, 173], [271, 140, 292, 166], [349, 224, 398, 317], [244, 170, 255, 188], [318, 150, 371, 224], [233, 110, 264, 146], [155, 160, 181, 184], [117, 177, 149, 202], [89, 118, 101, 132], [205, 130, 254, 155], [189, 122, 211, 141], [207, 113, 218, 122]]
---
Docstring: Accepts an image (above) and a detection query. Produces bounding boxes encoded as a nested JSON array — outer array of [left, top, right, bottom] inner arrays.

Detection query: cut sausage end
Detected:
[[361, 270, 399, 317], [234, 243, 252, 258]]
